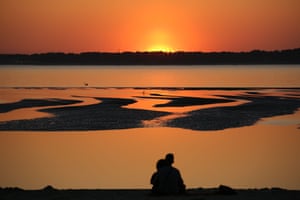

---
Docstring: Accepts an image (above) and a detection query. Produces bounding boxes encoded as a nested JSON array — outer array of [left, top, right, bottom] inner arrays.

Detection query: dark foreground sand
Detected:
[[1, 186, 300, 200]]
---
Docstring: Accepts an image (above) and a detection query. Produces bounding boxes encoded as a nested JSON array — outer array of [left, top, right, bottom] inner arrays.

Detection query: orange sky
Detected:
[[0, 0, 299, 53]]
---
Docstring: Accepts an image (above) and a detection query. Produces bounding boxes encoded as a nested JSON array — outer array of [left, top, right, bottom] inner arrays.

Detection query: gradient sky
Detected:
[[0, 0, 299, 53]]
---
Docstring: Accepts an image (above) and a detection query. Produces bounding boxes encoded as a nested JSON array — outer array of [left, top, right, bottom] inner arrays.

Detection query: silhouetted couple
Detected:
[[150, 153, 186, 195]]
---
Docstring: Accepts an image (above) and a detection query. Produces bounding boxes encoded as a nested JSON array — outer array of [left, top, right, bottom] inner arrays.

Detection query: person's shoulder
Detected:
[[171, 166, 181, 173], [172, 166, 179, 171]]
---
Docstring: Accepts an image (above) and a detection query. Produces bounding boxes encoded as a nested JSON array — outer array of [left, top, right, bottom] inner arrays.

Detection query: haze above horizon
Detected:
[[1, 0, 300, 54]]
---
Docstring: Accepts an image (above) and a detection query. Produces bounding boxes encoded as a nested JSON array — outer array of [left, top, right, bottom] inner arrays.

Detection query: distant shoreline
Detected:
[[0, 48, 299, 65]]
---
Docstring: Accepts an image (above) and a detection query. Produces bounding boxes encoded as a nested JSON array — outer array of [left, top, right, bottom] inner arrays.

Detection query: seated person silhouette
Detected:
[[150, 159, 167, 193], [151, 153, 186, 195]]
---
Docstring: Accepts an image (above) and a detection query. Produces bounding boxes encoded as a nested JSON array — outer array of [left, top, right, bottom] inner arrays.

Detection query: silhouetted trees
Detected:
[[0, 48, 299, 65]]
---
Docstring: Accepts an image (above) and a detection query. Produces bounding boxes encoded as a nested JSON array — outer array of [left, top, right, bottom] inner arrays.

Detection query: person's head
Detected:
[[156, 159, 167, 170], [165, 153, 174, 166]]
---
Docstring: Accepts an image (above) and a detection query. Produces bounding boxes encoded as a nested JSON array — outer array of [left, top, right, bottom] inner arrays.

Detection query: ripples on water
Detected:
[[0, 65, 300, 87]]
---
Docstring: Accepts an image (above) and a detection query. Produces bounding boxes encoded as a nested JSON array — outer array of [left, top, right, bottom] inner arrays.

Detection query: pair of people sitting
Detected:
[[150, 153, 186, 195]]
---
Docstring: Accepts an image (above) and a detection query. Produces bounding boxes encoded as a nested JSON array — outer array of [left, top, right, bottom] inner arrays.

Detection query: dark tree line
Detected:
[[0, 48, 299, 65]]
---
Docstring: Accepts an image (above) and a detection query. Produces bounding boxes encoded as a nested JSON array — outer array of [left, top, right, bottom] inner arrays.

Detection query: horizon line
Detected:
[[1, 47, 300, 55]]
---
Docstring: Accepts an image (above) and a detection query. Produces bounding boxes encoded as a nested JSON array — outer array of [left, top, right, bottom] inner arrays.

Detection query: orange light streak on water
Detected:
[[1, 65, 300, 87]]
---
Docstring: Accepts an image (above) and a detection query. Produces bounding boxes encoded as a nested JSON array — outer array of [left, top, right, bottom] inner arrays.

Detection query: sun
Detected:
[[145, 30, 175, 52], [147, 44, 174, 52]]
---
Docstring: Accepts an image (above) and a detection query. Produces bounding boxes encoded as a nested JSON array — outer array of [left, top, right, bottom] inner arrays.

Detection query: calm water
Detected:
[[1, 65, 300, 87], [0, 65, 300, 190]]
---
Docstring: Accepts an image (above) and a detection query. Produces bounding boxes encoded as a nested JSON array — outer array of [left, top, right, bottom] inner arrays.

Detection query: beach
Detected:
[[1, 186, 300, 200]]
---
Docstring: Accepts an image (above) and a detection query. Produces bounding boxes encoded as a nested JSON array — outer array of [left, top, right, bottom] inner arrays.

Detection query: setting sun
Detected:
[[145, 30, 176, 52], [147, 44, 174, 52]]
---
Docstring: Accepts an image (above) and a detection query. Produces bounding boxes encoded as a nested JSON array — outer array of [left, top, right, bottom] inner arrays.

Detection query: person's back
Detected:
[[157, 165, 184, 194], [151, 159, 167, 193]]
